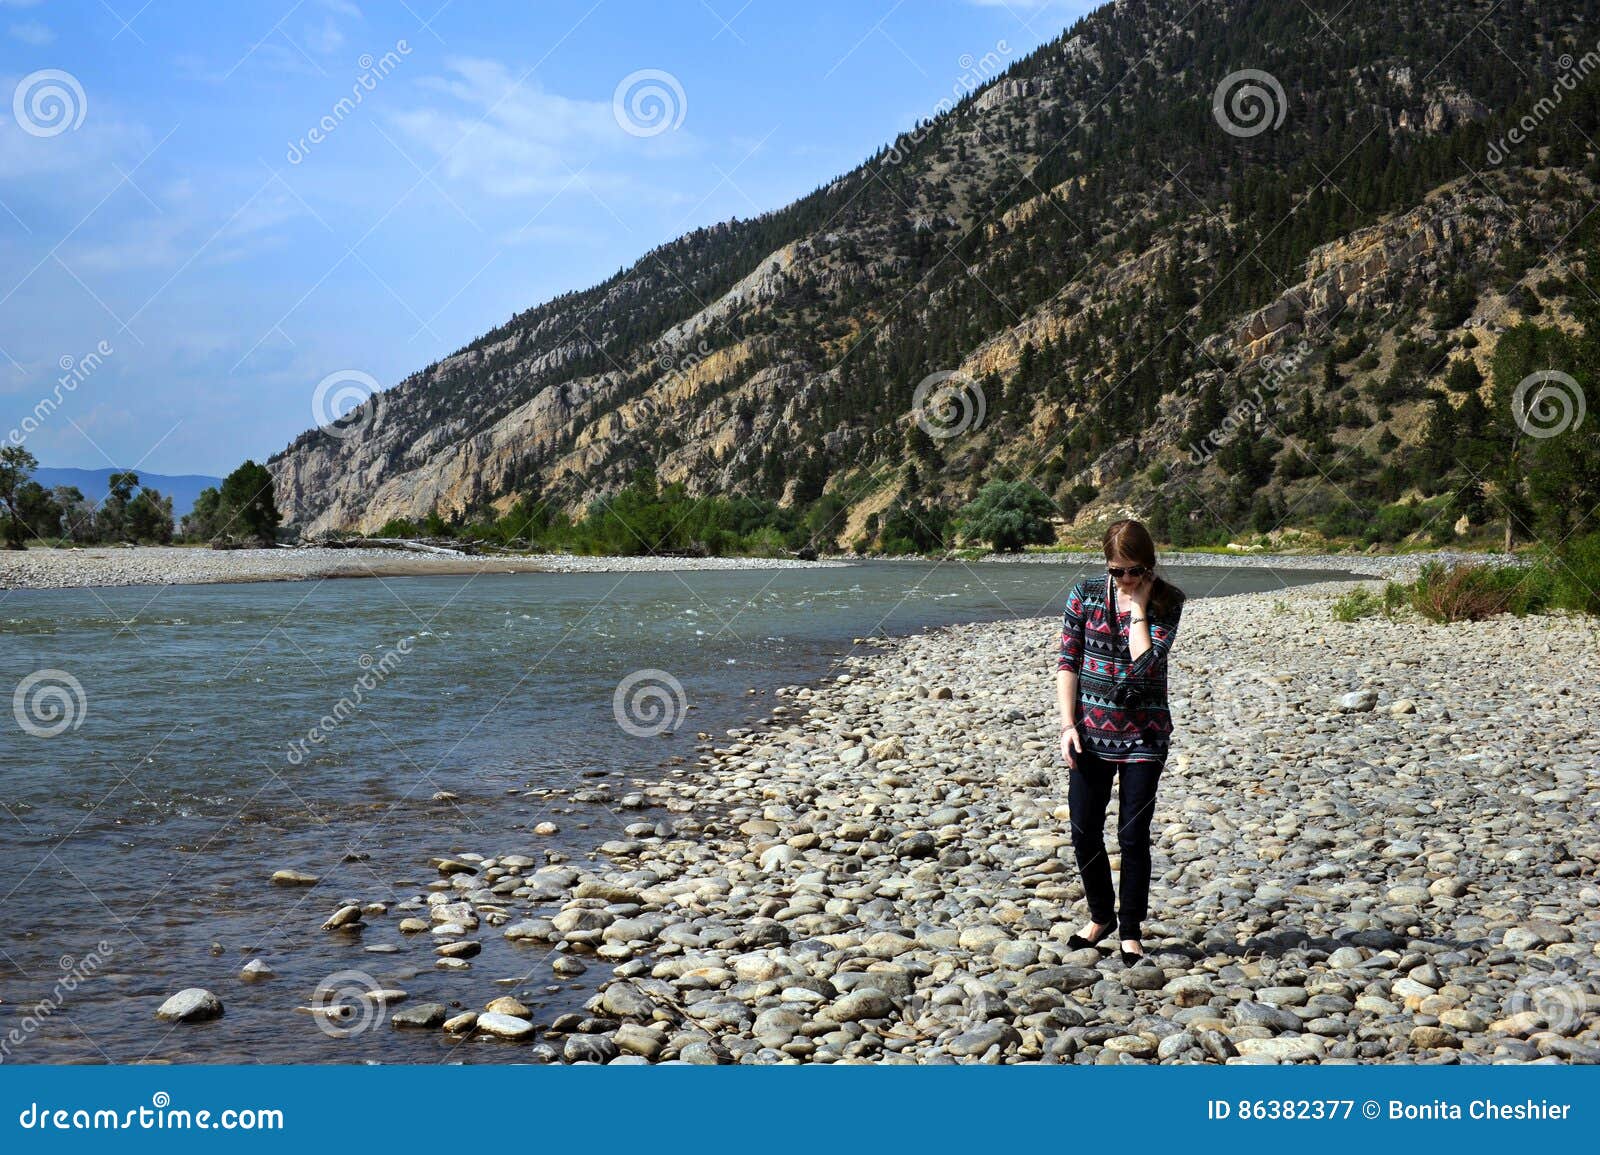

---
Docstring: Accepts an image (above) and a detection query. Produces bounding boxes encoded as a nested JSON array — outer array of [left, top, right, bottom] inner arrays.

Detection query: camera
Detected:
[[1109, 681, 1144, 709]]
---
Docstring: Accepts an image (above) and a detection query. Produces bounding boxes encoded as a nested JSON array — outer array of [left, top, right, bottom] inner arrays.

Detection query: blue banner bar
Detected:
[[2, 1066, 1593, 1149]]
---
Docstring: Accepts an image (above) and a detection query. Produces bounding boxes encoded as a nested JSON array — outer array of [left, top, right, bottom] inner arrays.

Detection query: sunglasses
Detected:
[[1107, 565, 1151, 579]]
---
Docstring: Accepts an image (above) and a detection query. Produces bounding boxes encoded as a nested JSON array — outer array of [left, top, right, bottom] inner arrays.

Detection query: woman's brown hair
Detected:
[[1102, 518, 1185, 619]]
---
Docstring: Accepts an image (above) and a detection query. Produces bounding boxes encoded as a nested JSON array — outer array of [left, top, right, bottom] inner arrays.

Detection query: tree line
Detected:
[[0, 448, 281, 549]]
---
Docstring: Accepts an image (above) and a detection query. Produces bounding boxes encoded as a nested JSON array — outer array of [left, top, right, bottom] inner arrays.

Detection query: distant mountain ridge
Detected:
[[34, 468, 222, 518], [266, 0, 1600, 549]]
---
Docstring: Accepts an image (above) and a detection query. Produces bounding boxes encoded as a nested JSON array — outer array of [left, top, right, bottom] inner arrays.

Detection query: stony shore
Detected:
[[2, 543, 1499, 592], [976, 547, 1508, 581], [0, 545, 848, 591], [273, 580, 1599, 1064]]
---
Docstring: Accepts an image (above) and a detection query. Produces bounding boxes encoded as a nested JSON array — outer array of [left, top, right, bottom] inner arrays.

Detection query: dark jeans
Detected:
[[1068, 746, 1163, 941]]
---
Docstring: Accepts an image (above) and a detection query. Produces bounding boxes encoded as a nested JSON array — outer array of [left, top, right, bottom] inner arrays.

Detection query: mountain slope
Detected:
[[268, 0, 1600, 550], [33, 467, 222, 518]]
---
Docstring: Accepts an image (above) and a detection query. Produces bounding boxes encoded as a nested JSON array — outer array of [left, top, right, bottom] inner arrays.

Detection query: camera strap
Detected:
[[1104, 572, 1122, 654]]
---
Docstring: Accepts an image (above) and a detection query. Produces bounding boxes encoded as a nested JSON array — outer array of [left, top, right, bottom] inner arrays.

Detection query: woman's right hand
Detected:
[[1060, 724, 1082, 768]]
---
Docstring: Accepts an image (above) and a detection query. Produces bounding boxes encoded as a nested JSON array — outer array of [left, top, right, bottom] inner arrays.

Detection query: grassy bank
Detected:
[[1332, 542, 1600, 622]]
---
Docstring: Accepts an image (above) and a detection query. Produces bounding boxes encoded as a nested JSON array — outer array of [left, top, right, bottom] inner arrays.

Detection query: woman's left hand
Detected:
[[1126, 575, 1152, 612]]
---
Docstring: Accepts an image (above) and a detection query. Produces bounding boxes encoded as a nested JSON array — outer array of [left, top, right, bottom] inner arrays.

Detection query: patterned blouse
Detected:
[[1057, 574, 1184, 764]]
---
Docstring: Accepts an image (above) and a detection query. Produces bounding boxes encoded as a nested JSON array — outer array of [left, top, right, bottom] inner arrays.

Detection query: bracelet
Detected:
[[1129, 616, 1148, 626]]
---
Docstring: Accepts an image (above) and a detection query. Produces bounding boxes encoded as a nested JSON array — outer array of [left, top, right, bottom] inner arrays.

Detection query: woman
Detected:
[[1055, 519, 1185, 966]]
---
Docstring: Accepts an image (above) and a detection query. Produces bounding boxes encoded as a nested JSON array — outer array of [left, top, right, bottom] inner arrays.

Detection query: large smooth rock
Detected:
[[477, 1012, 536, 1040], [1234, 1035, 1325, 1061], [155, 989, 223, 1023], [391, 1003, 447, 1029]]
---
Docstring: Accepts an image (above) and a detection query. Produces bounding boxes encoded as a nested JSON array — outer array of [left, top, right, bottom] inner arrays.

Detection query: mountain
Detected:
[[267, 0, 1600, 551], [33, 467, 222, 518]]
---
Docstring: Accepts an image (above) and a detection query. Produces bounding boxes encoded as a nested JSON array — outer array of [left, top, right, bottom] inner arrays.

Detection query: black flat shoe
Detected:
[[1067, 920, 1118, 950], [1119, 943, 1148, 966]]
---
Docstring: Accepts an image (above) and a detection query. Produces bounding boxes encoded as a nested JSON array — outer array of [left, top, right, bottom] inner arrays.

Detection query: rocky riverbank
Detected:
[[976, 548, 1511, 581], [0, 546, 847, 591], [0, 544, 1506, 592], [265, 581, 1599, 1064]]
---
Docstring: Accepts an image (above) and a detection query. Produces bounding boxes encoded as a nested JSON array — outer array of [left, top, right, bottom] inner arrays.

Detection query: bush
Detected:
[[1332, 584, 1409, 621], [739, 525, 789, 557], [1332, 587, 1382, 621], [1383, 581, 1409, 616], [1407, 561, 1552, 622], [1551, 532, 1600, 614], [1363, 502, 1422, 546], [956, 480, 1056, 552]]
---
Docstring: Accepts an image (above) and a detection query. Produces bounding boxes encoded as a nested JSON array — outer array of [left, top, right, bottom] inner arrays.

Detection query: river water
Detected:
[[0, 558, 1356, 1063]]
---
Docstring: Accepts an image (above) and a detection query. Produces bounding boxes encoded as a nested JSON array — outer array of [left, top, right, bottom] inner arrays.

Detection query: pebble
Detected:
[[391, 1003, 447, 1029], [321, 904, 362, 930], [477, 1012, 536, 1040], [155, 989, 223, 1023], [270, 870, 319, 887]]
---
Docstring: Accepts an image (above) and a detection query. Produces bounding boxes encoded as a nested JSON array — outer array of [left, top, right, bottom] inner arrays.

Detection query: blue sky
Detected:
[[0, 0, 1095, 477]]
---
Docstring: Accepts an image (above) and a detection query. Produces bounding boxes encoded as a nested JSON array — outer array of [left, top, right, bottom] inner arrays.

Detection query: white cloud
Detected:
[[8, 19, 52, 44], [0, 82, 151, 184], [302, 15, 344, 55], [391, 56, 697, 200]]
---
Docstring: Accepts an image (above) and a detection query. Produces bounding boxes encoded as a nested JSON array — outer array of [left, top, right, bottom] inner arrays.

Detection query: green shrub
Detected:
[[1382, 581, 1409, 616], [1407, 561, 1552, 622], [1363, 501, 1422, 546], [1332, 587, 1381, 621], [1551, 532, 1600, 614]]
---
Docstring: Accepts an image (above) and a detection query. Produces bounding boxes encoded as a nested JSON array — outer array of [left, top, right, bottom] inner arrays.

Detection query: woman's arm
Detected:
[[1125, 597, 1182, 680], [1057, 668, 1078, 728], [1128, 616, 1153, 662], [1056, 583, 1086, 765]]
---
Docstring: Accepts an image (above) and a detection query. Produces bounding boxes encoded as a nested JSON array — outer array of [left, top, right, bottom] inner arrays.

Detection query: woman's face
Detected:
[[1107, 553, 1151, 594]]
